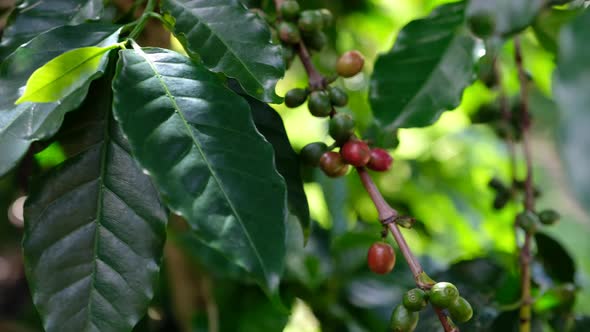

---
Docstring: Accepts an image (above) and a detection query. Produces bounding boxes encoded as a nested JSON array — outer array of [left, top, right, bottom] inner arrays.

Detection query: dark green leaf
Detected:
[[534, 232, 575, 283], [466, 0, 545, 37], [532, 9, 581, 55], [161, 0, 284, 103], [23, 68, 168, 332], [553, 9, 590, 215], [0, 0, 104, 60], [112, 47, 287, 297], [369, 2, 475, 129], [239, 91, 310, 233], [572, 316, 590, 332], [0, 23, 121, 177]]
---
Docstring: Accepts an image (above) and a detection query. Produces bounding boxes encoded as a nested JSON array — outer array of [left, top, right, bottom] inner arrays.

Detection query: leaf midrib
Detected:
[[134, 49, 271, 282], [168, 0, 268, 93]]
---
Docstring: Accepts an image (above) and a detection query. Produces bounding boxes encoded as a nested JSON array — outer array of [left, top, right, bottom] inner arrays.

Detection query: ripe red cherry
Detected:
[[341, 140, 371, 167], [367, 148, 393, 172], [367, 242, 396, 274]]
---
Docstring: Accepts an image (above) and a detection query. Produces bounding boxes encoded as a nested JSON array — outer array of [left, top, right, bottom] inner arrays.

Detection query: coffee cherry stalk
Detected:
[[273, 1, 470, 331]]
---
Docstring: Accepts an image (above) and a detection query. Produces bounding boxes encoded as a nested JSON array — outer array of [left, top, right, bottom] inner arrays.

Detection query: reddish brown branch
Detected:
[[435, 307, 459, 332], [297, 42, 325, 90], [514, 37, 534, 332]]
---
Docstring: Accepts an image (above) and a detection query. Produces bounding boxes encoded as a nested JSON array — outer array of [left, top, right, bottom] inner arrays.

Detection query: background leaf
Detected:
[[16, 45, 118, 104], [0, 23, 120, 177], [369, 1, 476, 129], [23, 67, 168, 332], [532, 8, 581, 55], [466, 0, 545, 37], [161, 0, 284, 103], [0, 0, 103, 60], [534, 232, 576, 284], [553, 9, 590, 214], [112, 47, 287, 297]]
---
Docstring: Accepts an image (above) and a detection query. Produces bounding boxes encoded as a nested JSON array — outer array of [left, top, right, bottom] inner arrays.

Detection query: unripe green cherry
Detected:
[[278, 21, 301, 44], [389, 304, 419, 332], [285, 88, 308, 108], [516, 210, 539, 234], [448, 297, 473, 323], [538, 209, 560, 225], [341, 140, 371, 167], [329, 113, 355, 143], [279, 0, 300, 21], [467, 12, 496, 39], [303, 31, 327, 51], [300, 142, 328, 167], [336, 50, 365, 78], [298, 10, 323, 32], [403, 288, 428, 312], [308, 90, 332, 117], [328, 86, 348, 107], [319, 151, 349, 177], [429, 282, 459, 308], [319, 8, 334, 27]]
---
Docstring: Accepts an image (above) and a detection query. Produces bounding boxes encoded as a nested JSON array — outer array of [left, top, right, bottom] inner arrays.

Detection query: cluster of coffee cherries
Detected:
[[390, 282, 473, 331], [367, 242, 473, 331], [488, 177, 540, 210], [275, 0, 334, 63]]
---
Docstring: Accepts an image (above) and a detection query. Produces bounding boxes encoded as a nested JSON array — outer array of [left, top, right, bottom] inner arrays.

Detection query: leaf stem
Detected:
[[128, 0, 159, 40], [514, 37, 534, 332]]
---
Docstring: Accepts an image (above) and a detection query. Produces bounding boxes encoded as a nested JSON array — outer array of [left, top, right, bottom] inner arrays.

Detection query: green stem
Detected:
[[128, 0, 159, 40]]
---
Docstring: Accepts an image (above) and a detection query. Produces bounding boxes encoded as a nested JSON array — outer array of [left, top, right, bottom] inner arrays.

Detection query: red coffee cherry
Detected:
[[341, 140, 371, 167], [319, 151, 349, 177], [336, 50, 365, 78], [367, 242, 396, 274], [367, 148, 393, 172]]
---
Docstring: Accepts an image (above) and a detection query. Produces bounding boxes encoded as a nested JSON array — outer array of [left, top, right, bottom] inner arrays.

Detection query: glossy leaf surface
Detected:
[[112, 47, 287, 295]]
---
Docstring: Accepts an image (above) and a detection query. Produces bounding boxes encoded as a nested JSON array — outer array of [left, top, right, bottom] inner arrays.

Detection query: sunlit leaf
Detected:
[[16, 45, 120, 104]]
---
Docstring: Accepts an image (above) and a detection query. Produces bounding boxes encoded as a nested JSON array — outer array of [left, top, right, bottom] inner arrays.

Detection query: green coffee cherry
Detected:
[[389, 304, 419, 332], [402, 288, 428, 312], [516, 210, 539, 234], [308, 90, 332, 117], [329, 113, 355, 143], [278, 21, 301, 44], [303, 31, 327, 51], [477, 54, 498, 88], [448, 297, 473, 323], [467, 11, 496, 39], [493, 192, 510, 210], [538, 209, 560, 225], [279, 0, 300, 21], [429, 282, 459, 309], [300, 142, 328, 167], [328, 86, 348, 107], [319, 8, 334, 27], [298, 10, 323, 32], [285, 88, 308, 108]]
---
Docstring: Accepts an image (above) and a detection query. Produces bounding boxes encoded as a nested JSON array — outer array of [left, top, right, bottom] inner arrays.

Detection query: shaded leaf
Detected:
[[0, 0, 103, 60], [369, 1, 476, 129], [238, 90, 310, 233], [161, 0, 284, 103], [553, 9, 590, 215], [16, 45, 119, 104], [534, 232, 575, 283], [112, 47, 287, 297], [0, 23, 121, 177], [23, 67, 168, 332], [466, 0, 545, 37]]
